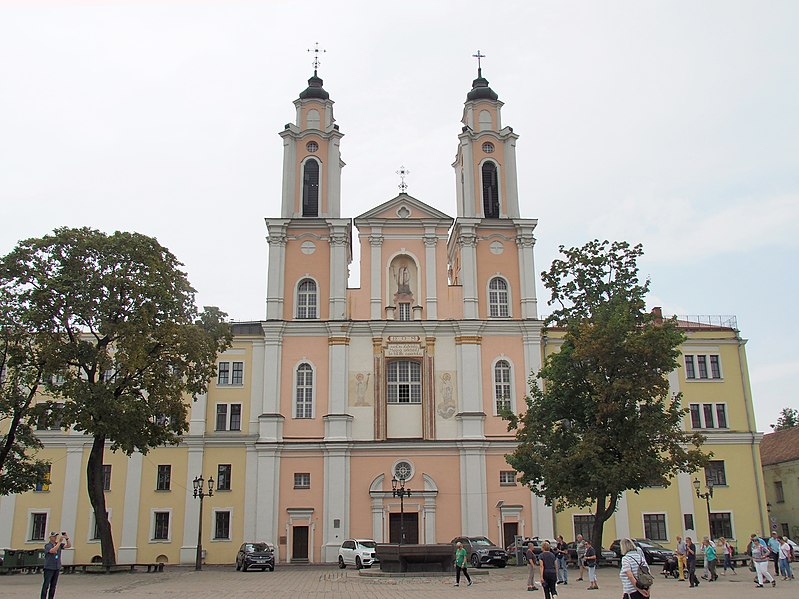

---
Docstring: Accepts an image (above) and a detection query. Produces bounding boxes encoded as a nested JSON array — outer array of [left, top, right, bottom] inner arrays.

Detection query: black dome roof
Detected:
[[466, 70, 499, 101], [299, 72, 329, 100]]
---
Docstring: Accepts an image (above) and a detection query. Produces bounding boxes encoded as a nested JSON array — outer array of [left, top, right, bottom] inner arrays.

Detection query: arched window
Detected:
[[302, 159, 319, 217], [386, 361, 422, 404], [482, 161, 499, 218], [488, 277, 509, 318], [478, 110, 492, 131], [494, 360, 512, 413], [296, 279, 317, 319], [295, 363, 314, 418], [307, 109, 320, 130]]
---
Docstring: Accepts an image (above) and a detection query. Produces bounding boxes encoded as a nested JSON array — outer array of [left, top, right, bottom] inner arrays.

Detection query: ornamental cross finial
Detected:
[[472, 49, 486, 75], [307, 42, 326, 74], [396, 165, 410, 193]]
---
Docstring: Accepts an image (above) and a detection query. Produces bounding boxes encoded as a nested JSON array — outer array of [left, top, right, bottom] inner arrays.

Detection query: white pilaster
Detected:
[[279, 133, 297, 217], [249, 339, 266, 432], [516, 224, 539, 319], [459, 443, 488, 536], [369, 232, 383, 319], [254, 447, 281, 550], [327, 330, 349, 416], [0, 494, 16, 548], [460, 139, 475, 217], [328, 220, 350, 320], [179, 445, 204, 564], [243, 445, 258, 555], [457, 225, 479, 319], [265, 222, 288, 320], [322, 445, 350, 561], [615, 491, 631, 539], [188, 392, 207, 437], [677, 472, 697, 538], [504, 137, 520, 218], [424, 232, 438, 319], [59, 445, 83, 565], [531, 493, 555, 538], [326, 137, 343, 217], [118, 451, 143, 563]]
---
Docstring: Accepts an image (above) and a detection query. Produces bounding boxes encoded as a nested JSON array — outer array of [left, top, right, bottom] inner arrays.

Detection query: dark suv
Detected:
[[236, 542, 275, 571], [609, 538, 674, 564], [452, 536, 507, 568]]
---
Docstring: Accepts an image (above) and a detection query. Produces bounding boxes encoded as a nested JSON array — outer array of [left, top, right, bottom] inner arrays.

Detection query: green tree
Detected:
[[0, 227, 231, 565], [0, 310, 51, 495], [505, 240, 708, 551], [771, 407, 798, 431]]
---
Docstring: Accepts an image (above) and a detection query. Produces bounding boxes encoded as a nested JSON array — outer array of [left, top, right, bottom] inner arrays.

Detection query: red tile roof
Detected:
[[760, 426, 799, 466]]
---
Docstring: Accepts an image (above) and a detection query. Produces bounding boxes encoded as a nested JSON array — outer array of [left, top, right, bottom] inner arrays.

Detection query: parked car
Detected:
[[338, 539, 378, 569], [452, 536, 507, 568], [564, 542, 617, 566], [506, 537, 544, 559], [236, 542, 275, 571], [609, 538, 674, 564]]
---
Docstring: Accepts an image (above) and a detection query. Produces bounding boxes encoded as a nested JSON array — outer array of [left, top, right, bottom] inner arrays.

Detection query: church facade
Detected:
[[0, 66, 769, 565]]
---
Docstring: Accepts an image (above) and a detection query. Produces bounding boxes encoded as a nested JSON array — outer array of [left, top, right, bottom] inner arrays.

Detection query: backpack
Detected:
[[631, 555, 654, 589]]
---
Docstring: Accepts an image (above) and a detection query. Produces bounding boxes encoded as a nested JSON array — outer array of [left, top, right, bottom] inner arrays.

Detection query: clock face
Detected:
[[482, 142, 495, 153], [306, 141, 319, 153]]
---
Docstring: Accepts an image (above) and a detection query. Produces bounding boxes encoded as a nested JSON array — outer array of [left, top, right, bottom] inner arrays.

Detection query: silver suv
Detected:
[[452, 536, 508, 568], [338, 539, 378, 569]]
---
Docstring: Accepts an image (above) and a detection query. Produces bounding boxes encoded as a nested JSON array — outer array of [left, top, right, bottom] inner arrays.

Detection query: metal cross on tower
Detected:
[[396, 165, 410, 193], [472, 49, 486, 75], [307, 42, 326, 74]]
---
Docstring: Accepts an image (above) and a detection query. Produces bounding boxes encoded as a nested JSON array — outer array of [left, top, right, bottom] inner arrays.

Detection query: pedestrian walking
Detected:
[[526, 543, 539, 591], [620, 538, 651, 598], [555, 535, 569, 584], [538, 541, 559, 599], [453, 541, 472, 587], [675, 535, 687, 581], [704, 538, 718, 581], [768, 531, 781, 576], [42, 531, 71, 599], [575, 533, 586, 581], [685, 536, 700, 587], [701, 536, 711, 579], [752, 533, 776, 588], [720, 536, 736, 575], [778, 537, 794, 581], [584, 539, 599, 590]]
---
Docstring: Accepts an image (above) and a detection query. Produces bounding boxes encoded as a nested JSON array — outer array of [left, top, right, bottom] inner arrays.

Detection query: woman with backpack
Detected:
[[619, 538, 651, 598]]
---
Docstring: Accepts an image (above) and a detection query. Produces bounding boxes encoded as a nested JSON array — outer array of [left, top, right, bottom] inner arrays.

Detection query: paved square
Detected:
[[1, 564, 791, 598]]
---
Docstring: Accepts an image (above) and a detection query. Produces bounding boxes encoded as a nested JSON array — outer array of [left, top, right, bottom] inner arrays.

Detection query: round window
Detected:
[[393, 460, 413, 482], [306, 141, 319, 153], [482, 142, 495, 153]]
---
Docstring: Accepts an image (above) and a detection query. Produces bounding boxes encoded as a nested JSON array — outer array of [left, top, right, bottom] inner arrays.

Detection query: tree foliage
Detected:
[[505, 240, 709, 551], [771, 407, 798, 431], [0, 227, 232, 565]]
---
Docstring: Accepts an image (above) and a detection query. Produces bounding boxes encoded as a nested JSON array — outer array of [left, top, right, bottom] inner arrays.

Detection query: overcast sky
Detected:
[[1, 1, 797, 432]]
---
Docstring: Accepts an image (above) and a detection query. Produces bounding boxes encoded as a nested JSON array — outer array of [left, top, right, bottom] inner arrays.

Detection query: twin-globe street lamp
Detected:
[[391, 476, 412, 544], [693, 477, 714, 537], [193, 474, 214, 571]]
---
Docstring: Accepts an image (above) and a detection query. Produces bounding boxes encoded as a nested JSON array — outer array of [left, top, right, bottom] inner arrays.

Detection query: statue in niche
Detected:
[[393, 261, 411, 295], [437, 372, 457, 419]]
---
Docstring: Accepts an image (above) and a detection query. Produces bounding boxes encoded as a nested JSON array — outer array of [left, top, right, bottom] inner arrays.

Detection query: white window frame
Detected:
[[293, 361, 316, 419], [499, 470, 516, 486], [642, 512, 669, 542], [27, 509, 50, 543], [211, 508, 233, 541], [386, 360, 422, 404], [156, 464, 172, 491], [214, 403, 242, 431], [149, 508, 172, 543], [87, 508, 112, 543], [294, 472, 311, 489], [217, 361, 244, 386], [479, 157, 502, 218], [217, 463, 232, 491], [306, 109, 321, 130], [295, 277, 319, 320], [688, 402, 728, 429], [487, 275, 511, 318], [398, 302, 411, 321], [492, 357, 514, 414], [683, 353, 723, 381]]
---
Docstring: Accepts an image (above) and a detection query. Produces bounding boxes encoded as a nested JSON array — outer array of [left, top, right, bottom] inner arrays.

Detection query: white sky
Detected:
[[1, 1, 797, 432]]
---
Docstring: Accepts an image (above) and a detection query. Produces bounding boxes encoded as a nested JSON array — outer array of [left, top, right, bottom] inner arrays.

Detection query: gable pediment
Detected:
[[354, 193, 453, 225]]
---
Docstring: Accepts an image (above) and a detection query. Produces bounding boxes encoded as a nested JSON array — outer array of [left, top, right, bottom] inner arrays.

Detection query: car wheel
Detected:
[[356, 556, 363, 569], [268, 566, 274, 572], [338, 556, 346, 569], [497, 561, 506, 568], [235, 561, 241, 571], [471, 554, 481, 568], [242, 563, 248, 572]]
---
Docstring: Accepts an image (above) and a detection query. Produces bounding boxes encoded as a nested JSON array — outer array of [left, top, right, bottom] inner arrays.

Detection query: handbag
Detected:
[[748, 559, 756, 573], [634, 557, 655, 589]]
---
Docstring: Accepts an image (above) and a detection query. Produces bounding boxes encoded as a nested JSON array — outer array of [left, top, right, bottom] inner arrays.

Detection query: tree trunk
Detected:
[[591, 492, 619, 553], [87, 434, 116, 566]]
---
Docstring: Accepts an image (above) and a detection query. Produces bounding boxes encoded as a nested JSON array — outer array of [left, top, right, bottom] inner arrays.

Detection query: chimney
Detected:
[[652, 306, 663, 323]]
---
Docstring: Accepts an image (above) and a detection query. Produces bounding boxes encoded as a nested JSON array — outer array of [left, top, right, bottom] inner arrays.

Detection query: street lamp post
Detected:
[[193, 474, 214, 571], [693, 477, 714, 537], [391, 476, 412, 544]]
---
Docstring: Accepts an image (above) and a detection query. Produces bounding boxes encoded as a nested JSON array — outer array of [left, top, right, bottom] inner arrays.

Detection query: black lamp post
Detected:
[[693, 477, 714, 537], [391, 476, 412, 544], [193, 474, 214, 571]]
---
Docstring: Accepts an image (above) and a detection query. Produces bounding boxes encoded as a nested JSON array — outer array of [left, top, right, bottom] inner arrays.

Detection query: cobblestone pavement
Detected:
[[1, 564, 792, 598]]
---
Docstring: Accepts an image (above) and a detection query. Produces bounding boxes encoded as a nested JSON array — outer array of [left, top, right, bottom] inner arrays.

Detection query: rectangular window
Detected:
[[387, 360, 422, 404], [705, 460, 727, 486], [683, 514, 694, 531], [156, 465, 171, 491], [91, 511, 108, 541], [697, 355, 708, 379], [709, 355, 721, 378], [294, 473, 310, 489], [643, 513, 668, 541], [217, 464, 232, 491], [30, 513, 48, 541], [573, 515, 595, 542], [102, 464, 112, 491], [398, 303, 411, 321], [231, 362, 243, 385], [775, 481, 784, 503], [35, 465, 52, 492], [499, 471, 516, 486], [684, 356, 696, 379], [709, 512, 733, 540], [217, 362, 230, 385], [215, 404, 242, 431], [153, 512, 170, 540], [689, 403, 728, 429], [214, 511, 231, 540]]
